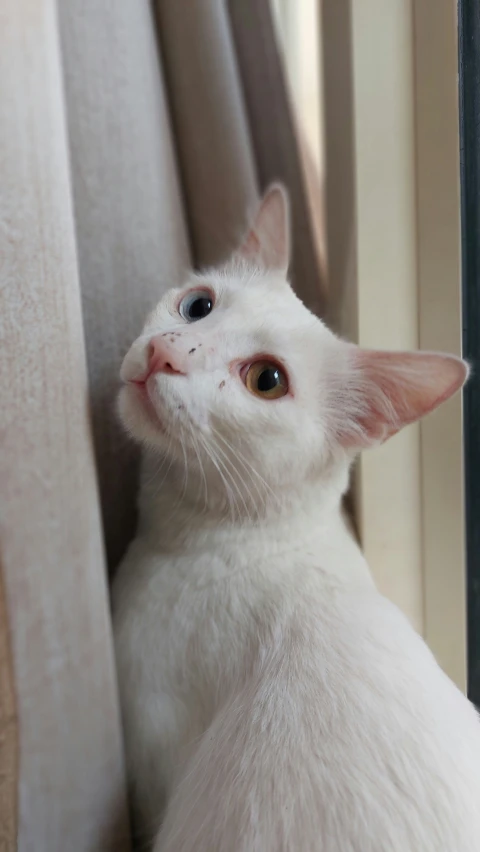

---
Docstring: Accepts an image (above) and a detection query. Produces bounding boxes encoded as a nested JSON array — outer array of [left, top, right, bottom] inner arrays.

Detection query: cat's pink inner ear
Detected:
[[237, 183, 290, 272], [339, 349, 469, 448]]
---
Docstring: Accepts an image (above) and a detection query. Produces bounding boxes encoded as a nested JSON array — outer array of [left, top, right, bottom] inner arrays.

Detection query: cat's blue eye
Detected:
[[179, 289, 214, 322]]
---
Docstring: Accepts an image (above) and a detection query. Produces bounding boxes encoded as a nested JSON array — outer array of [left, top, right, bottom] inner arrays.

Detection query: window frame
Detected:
[[458, 0, 480, 706], [321, 0, 466, 689]]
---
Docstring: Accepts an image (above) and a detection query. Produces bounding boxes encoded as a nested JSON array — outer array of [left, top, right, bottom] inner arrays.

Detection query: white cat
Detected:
[[112, 185, 480, 852]]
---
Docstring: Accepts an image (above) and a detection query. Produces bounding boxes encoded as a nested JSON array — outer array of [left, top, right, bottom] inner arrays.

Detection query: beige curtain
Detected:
[[0, 2, 324, 848], [0, 2, 129, 849], [59, 0, 191, 571], [229, 0, 326, 316]]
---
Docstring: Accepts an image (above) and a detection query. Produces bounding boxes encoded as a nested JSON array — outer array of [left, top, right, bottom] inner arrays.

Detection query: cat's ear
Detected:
[[236, 183, 290, 272], [336, 348, 469, 448]]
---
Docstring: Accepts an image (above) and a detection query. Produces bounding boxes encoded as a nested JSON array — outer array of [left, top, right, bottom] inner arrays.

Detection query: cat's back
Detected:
[[113, 527, 480, 851], [155, 582, 480, 852]]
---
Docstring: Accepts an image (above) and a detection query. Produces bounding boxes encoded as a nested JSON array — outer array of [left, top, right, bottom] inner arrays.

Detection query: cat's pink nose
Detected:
[[146, 335, 187, 377]]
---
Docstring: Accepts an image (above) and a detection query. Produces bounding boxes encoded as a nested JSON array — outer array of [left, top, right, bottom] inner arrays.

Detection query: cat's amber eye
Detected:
[[244, 360, 288, 400]]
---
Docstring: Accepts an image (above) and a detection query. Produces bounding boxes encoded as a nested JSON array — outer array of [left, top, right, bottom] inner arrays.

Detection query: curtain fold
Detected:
[[59, 0, 191, 570], [0, 1, 130, 847], [228, 0, 326, 315], [0, 566, 16, 851], [155, 0, 258, 268]]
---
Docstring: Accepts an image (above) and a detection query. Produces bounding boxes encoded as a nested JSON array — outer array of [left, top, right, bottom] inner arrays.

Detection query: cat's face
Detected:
[[119, 185, 467, 507], [119, 262, 344, 493]]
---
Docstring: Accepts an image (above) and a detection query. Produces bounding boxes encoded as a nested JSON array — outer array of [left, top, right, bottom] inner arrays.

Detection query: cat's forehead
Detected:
[[148, 264, 318, 335]]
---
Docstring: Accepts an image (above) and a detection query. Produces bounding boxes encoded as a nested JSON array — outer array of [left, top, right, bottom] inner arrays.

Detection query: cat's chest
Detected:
[[113, 541, 294, 699]]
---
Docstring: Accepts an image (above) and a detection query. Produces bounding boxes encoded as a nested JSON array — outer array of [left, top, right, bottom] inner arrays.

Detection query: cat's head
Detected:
[[119, 185, 467, 513]]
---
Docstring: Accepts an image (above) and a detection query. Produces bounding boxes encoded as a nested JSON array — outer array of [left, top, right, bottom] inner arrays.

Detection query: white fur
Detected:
[[112, 191, 480, 851]]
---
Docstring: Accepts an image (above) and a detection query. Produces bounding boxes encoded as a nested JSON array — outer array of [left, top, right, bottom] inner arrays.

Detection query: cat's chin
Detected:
[[118, 383, 166, 445]]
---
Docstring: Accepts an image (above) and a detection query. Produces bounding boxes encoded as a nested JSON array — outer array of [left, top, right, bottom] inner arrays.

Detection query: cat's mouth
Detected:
[[126, 379, 165, 432], [122, 374, 203, 450]]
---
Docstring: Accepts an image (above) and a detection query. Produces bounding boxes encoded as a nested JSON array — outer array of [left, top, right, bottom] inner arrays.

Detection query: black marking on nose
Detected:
[[219, 380, 226, 390], [189, 348, 196, 355]]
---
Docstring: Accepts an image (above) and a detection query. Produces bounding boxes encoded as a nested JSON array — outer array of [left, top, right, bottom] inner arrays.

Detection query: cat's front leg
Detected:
[[122, 689, 191, 849]]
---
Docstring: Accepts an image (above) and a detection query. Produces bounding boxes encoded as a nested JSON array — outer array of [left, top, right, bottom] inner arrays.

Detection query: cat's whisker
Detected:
[[203, 438, 241, 523], [209, 428, 266, 520], [211, 428, 277, 515], [198, 433, 240, 523], [207, 435, 255, 524], [142, 448, 170, 490], [179, 435, 189, 502], [172, 431, 210, 535], [223, 433, 280, 507], [190, 428, 209, 515], [161, 431, 191, 525], [144, 434, 176, 501], [212, 430, 266, 514]]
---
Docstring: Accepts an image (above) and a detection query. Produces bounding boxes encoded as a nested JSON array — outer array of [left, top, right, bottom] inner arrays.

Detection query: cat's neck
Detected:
[[135, 450, 370, 586]]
